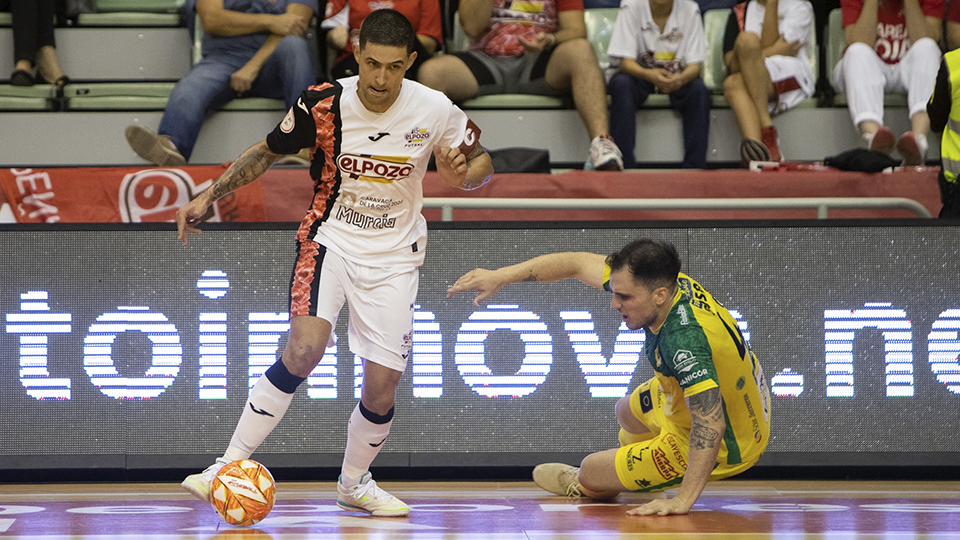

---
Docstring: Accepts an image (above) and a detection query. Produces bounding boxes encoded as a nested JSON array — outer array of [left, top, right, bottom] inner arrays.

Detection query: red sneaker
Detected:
[[895, 132, 926, 166], [868, 126, 896, 155], [761, 126, 782, 162]]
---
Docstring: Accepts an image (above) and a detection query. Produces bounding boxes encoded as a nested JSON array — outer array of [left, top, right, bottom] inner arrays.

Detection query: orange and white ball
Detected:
[[209, 459, 276, 526]]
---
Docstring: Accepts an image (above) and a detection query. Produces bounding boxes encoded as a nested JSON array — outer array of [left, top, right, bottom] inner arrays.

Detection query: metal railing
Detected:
[[423, 197, 933, 221]]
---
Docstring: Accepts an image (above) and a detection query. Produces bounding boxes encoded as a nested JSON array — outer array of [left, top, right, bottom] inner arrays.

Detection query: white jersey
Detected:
[[742, 0, 813, 64], [606, 0, 706, 79], [266, 77, 477, 268]]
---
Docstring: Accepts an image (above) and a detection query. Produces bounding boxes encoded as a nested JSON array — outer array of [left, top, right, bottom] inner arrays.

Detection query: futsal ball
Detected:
[[209, 459, 276, 526]]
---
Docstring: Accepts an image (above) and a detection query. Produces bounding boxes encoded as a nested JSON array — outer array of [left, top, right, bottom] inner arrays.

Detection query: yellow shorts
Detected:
[[614, 377, 760, 492]]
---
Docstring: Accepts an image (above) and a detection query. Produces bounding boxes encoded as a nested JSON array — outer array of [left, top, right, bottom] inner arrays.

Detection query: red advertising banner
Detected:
[[0, 166, 267, 223]]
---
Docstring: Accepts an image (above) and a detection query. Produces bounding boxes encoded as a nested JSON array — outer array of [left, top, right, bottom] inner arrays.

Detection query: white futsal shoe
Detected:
[[181, 458, 229, 502], [533, 463, 585, 497], [337, 473, 410, 517]]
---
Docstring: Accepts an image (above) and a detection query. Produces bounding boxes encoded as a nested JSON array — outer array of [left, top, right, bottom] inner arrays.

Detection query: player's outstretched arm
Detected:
[[627, 387, 725, 516], [177, 139, 282, 245], [447, 252, 607, 306]]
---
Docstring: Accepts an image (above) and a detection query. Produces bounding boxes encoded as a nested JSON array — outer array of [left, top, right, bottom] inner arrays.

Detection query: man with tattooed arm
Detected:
[[177, 10, 493, 518], [448, 239, 770, 516]]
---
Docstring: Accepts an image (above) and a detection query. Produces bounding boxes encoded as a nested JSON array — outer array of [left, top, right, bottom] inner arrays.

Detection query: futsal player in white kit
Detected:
[[175, 9, 494, 517]]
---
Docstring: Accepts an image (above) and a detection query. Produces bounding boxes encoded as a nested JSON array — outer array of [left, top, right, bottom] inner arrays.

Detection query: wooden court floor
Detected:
[[0, 479, 959, 539]]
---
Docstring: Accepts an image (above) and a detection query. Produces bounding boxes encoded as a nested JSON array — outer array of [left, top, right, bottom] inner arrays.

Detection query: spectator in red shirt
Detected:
[[322, 0, 443, 80], [946, 0, 960, 50], [832, 0, 943, 165], [416, 0, 625, 170]]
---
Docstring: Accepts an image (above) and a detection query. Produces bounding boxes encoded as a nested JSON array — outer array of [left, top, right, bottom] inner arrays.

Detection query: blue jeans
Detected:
[[158, 35, 316, 160], [607, 72, 711, 169]]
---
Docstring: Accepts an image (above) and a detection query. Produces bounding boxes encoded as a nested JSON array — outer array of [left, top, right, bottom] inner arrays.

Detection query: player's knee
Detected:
[[281, 339, 326, 378], [556, 37, 598, 67], [615, 396, 648, 434], [417, 58, 448, 91], [733, 32, 761, 56], [842, 41, 876, 63]]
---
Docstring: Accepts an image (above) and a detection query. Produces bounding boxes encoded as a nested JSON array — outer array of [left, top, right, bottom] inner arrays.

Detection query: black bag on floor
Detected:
[[824, 148, 900, 173], [488, 147, 551, 174]]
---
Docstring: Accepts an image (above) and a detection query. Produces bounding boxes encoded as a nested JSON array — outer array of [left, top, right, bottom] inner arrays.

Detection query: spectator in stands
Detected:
[[606, 0, 710, 168], [832, 0, 942, 166], [926, 47, 960, 216], [722, 0, 815, 165], [946, 0, 960, 50], [322, 0, 443, 80], [6, 0, 69, 90], [416, 0, 625, 170], [124, 0, 318, 167]]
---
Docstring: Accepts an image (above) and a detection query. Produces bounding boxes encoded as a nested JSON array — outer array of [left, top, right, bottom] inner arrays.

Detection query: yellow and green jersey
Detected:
[[606, 270, 771, 466]]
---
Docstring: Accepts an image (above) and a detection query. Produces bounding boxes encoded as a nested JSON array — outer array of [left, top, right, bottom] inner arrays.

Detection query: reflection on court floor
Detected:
[[0, 480, 959, 539]]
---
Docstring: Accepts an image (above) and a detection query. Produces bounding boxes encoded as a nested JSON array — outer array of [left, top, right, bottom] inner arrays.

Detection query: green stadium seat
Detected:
[[95, 0, 184, 13], [825, 8, 908, 108], [0, 12, 11, 27], [63, 82, 175, 110], [0, 85, 55, 111], [77, 12, 182, 27]]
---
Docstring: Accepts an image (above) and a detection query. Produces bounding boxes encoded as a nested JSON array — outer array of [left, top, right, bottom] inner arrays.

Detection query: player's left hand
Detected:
[[231, 65, 259, 97], [519, 32, 554, 53], [434, 146, 467, 186], [447, 268, 504, 306], [176, 192, 212, 246], [626, 496, 694, 517]]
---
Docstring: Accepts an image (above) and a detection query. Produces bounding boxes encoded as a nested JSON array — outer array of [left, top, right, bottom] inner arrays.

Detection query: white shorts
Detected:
[[764, 55, 815, 115], [289, 241, 416, 372]]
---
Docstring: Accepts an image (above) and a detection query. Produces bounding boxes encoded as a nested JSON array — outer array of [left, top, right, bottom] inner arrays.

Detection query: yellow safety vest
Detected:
[[940, 49, 960, 185]]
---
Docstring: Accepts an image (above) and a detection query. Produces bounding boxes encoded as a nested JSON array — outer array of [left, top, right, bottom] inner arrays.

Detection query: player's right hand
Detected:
[[447, 268, 505, 307], [269, 13, 308, 37], [176, 194, 211, 246]]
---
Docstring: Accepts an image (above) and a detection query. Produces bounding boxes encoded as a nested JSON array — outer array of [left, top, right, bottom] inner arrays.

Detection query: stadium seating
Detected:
[[0, 5, 930, 166]]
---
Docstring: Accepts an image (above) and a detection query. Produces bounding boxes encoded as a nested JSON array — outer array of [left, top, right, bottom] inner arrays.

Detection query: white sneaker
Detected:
[[337, 473, 409, 517], [181, 458, 229, 502], [532, 463, 584, 497], [588, 135, 624, 171]]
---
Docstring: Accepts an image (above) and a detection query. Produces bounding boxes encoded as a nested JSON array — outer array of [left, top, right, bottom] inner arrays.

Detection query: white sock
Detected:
[[225, 375, 294, 459], [340, 403, 392, 487]]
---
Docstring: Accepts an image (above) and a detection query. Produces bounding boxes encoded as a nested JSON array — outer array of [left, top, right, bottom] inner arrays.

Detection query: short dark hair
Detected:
[[606, 239, 681, 291], [358, 9, 417, 55]]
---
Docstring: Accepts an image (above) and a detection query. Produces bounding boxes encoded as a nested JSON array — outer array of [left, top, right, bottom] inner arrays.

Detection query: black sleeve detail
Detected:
[[266, 84, 339, 155], [929, 60, 951, 135]]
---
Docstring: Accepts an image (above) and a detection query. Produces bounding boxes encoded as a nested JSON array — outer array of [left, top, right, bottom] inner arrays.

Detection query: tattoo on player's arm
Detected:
[[209, 143, 279, 201], [688, 388, 725, 450], [521, 270, 538, 282], [691, 424, 720, 450], [688, 387, 722, 420]]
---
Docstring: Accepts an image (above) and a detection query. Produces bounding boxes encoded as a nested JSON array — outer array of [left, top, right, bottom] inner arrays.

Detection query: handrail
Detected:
[[423, 197, 933, 221]]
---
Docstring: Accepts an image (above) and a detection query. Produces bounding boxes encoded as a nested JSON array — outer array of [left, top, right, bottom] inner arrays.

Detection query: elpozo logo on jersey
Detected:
[[337, 154, 414, 183], [404, 127, 430, 147]]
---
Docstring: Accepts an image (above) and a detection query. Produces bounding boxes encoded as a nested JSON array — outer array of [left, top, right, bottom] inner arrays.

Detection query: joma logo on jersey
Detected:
[[337, 154, 414, 183]]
